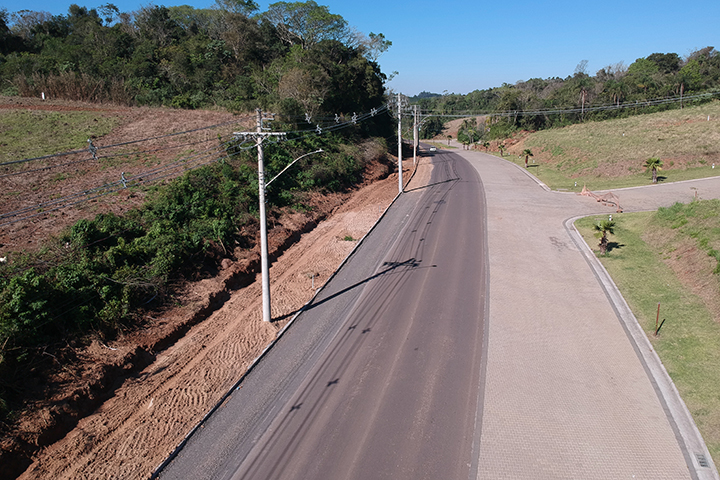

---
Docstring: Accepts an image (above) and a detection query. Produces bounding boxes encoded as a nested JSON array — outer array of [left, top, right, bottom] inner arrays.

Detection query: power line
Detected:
[[0, 103, 391, 228], [414, 91, 720, 119], [0, 114, 254, 169]]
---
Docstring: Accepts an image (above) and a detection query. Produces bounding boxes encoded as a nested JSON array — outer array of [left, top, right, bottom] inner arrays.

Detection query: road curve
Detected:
[[160, 150, 489, 479]]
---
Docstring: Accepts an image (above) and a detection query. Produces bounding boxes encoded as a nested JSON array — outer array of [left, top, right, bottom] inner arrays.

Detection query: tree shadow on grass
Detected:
[[607, 242, 625, 253]]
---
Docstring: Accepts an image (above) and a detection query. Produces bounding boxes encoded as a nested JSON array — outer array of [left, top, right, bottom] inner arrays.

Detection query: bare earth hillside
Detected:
[[0, 97, 425, 479]]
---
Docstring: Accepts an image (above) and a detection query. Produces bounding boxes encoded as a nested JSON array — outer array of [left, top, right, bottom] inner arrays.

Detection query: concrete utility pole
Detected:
[[413, 105, 418, 166], [235, 109, 285, 322], [397, 92, 403, 194], [256, 109, 271, 323]]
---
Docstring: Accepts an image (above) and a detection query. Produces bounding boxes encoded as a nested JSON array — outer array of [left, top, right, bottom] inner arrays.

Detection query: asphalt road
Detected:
[[159, 150, 489, 479]]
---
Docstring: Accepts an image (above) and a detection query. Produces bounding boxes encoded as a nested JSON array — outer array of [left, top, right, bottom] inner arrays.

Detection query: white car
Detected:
[[429, 146, 437, 152]]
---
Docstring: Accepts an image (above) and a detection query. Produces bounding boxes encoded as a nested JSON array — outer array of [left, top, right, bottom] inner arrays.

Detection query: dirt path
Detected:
[[15, 154, 433, 479]]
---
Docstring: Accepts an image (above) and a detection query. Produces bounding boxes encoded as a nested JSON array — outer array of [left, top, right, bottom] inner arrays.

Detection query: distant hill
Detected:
[[410, 91, 441, 101]]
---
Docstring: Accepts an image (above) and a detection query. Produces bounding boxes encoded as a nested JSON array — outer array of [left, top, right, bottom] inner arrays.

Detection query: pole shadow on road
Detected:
[[272, 258, 435, 322]]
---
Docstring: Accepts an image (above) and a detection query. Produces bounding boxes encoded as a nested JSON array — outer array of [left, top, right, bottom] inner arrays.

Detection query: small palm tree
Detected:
[[447, 135, 452, 145], [523, 148, 534, 168], [644, 157, 663, 184], [482, 141, 490, 151], [498, 143, 505, 157], [593, 220, 616, 255]]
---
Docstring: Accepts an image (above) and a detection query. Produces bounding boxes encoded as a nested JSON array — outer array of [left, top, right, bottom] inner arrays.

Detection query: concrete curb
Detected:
[[151, 155, 422, 478], [564, 215, 719, 480]]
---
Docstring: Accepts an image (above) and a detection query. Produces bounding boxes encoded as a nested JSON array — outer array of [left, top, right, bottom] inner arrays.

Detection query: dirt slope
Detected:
[[0, 97, 431, 479], [0, 96, 247, 252], [12, 158, 430, 480]]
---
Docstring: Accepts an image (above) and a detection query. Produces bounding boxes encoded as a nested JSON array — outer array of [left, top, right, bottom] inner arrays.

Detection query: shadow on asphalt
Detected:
[[271, 258, 427, 322]]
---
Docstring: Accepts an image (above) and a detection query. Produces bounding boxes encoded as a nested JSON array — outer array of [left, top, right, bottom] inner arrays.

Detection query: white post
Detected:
[[257, 109, 271, 322], [397, 93, 403, 193], [413, 105, 418, 166]]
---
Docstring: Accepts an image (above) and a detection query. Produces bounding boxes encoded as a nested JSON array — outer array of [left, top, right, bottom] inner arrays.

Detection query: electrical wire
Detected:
[[412, 91, 720, 119], [0, 103, 390, 228], [0, 114, 254, 168]]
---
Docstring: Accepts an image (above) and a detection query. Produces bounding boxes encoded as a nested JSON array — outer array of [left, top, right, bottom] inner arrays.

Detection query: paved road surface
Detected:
[[160, 145, 720, 480], [160, 149, 489, 479]]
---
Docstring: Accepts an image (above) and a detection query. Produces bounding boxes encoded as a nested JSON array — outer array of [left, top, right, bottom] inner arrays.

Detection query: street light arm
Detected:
[[265, 149, 324, 189]]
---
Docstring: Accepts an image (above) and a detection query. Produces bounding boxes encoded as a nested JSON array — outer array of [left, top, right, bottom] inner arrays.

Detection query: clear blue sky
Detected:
[[4, 0, 720, 96]]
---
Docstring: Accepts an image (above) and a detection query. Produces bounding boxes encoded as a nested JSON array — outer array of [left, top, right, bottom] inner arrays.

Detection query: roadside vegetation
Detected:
[[575, 199, 720, 461], [0, 1, 396, 430], [501, 101, 720, 191]]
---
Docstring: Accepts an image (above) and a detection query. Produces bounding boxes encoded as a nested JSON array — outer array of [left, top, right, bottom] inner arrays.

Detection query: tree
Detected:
[[644, 157, 663, 183], [498, 142, 505, 156], [446, 134, 451, 145], [214, 0, 259, 15], [593, 220, 616, 255], [262, 1, 348, 50], [352, 31, 391, 62], [522, 148, 533, 168], [647, 52, 681, 74]]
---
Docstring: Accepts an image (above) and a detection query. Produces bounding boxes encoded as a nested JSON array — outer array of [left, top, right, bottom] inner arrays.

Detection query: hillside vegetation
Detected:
[[505, 101, 720, 190], [415, 48, 720, 142], [0, 1, 390, 118]]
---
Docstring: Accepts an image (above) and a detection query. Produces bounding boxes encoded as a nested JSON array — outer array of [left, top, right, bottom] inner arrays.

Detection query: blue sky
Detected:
[[3, 0, 719, 96]]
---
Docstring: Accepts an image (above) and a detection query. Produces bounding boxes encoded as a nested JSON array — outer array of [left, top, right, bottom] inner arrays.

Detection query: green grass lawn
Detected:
[[495, 101, 720, 191], [499, 153, 719, 192], [575, 203, 720, 462]]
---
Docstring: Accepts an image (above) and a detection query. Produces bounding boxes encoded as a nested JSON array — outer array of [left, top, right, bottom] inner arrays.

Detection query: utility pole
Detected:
[[235, 109, 285, 322], [397, 92, 403, 194], [413, 105, 418, 166], [256, 109, 271, 323]]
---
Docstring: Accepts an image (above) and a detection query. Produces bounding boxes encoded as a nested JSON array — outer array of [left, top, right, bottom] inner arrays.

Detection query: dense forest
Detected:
[[415, 50, 720, 140], [0, 0, 391, 116]]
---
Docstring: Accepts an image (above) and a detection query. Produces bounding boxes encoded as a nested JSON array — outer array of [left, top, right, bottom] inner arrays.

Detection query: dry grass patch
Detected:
[[509, 101, 720, 190]]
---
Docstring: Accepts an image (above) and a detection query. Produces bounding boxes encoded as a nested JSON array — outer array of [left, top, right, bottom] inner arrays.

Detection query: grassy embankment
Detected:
[[576, 200, 720, 461], [0, 109, 120, 164], [500, 101, 720, 191]]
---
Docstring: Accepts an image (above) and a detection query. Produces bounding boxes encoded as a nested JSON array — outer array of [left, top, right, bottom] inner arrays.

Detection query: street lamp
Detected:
[[258, 148, 323, 322]]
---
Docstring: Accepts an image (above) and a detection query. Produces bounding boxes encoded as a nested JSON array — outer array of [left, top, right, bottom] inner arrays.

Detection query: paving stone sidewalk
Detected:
[[456, 146, 720, 480]]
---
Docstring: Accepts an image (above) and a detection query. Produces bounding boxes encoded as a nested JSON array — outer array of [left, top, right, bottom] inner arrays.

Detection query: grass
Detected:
[[501, 154, 718, 192], [504, 101, 720, 191], [575, 203, 720, 462], [0, 110, 119, 166]]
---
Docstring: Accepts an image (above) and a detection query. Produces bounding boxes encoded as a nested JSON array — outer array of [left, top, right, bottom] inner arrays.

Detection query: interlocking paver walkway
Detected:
[[455, 146, 720, 479]]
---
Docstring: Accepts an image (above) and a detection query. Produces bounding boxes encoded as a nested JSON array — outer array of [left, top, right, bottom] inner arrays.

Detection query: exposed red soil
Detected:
[[0, 97, 430, 479]]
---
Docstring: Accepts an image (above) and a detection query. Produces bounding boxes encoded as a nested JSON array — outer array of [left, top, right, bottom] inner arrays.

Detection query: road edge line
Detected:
[[150, 156, 422, 479]]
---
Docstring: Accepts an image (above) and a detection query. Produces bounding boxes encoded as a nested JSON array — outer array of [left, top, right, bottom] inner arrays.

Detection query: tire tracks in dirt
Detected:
[[16, 158, 431, 479]]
